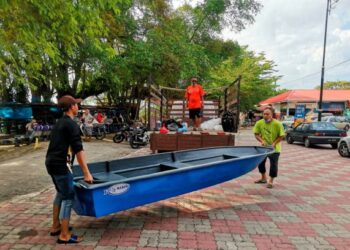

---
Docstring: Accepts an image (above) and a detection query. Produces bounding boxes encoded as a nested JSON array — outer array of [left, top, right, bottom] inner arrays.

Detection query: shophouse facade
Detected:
[[259, 90, 350, 118]]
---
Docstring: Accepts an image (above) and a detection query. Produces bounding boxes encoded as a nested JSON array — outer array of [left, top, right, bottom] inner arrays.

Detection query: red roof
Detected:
[[259, 90, 350, 105]]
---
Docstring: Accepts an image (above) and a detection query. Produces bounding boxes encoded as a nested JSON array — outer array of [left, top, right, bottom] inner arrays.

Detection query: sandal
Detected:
[[57, 234, 82, 244], [254, 179, 267, 184], [50, 226, 73, 236], [267, 183, 274, 189]]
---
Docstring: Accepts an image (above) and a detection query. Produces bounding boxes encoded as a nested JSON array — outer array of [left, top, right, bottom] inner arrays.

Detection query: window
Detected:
[[311, 122, 337, 130], [302, 124, 310, 131], [295, 124, 303, 131]]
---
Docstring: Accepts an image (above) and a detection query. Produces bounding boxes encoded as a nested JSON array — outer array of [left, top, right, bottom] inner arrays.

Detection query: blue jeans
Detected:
[[50, 172, 75, 220]]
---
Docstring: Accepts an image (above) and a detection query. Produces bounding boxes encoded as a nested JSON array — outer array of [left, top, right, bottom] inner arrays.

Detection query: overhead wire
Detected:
[[281, 57, 350, 87], [281, 0, 345, 88], [330, 0, 341, 10]]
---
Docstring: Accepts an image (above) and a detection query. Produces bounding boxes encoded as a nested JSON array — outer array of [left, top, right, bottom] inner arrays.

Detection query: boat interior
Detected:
[[73, 147, 264, 185]]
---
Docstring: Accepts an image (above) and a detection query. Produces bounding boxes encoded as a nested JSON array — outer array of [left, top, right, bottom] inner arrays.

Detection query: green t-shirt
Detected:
[[253, 119, 285, 153]]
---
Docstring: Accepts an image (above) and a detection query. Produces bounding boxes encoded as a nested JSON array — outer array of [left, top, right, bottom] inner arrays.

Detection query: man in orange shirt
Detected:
[[185, 77, 205, 131]]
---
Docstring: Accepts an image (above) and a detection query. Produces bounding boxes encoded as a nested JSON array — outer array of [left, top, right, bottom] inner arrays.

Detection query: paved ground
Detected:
[[0, 129, 350, 249], [0, 138, 138, 202]]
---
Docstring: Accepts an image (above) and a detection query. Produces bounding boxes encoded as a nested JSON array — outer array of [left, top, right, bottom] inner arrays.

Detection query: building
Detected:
[[259, 90, 350, 117]]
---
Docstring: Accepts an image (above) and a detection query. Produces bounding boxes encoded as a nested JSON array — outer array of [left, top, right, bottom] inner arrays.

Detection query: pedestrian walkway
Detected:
[[0, 130, 350, 249]]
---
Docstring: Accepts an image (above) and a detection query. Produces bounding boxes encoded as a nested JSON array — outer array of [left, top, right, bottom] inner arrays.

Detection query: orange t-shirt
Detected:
[[185, 84, 205, 109]]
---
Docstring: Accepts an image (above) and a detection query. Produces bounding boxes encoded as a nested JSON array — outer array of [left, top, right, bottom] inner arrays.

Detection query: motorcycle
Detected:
[[93, 123, 106, 140], [113, 124, 131, 143], [129, 125, 149, 149], [79, 123, 106, 140]]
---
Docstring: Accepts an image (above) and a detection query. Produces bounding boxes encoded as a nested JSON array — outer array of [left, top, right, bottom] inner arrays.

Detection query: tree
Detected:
[[315, 80, 350, 90], [0, 0, 126, 101], [209, 49, 281, 111], [0, 0, 264, 109]]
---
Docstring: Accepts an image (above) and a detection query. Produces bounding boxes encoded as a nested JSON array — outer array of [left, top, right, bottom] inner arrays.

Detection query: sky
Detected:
[[173, 0, 350, 90]]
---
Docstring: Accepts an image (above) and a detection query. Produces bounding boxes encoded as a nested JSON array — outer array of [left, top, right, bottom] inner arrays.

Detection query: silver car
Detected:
[[338, 136, 350, 157], [322, 116, 350, 131]]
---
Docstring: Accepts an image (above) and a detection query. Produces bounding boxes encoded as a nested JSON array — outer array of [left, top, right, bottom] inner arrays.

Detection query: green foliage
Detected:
[[223, 0, 262, 31], [0, 0, 126, 101], [315, 81, 350, 90], [0, 0, 274, 109], [209, 49, 281, 111]]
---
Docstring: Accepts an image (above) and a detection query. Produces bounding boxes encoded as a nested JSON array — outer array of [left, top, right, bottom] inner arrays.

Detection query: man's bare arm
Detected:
[[272, 136, 284, 148], [76, 151, 93, 183], [255, 134, 265, 145]]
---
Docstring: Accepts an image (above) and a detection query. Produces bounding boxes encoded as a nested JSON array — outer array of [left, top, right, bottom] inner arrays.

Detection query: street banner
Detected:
[[295, 104, 306, 119]]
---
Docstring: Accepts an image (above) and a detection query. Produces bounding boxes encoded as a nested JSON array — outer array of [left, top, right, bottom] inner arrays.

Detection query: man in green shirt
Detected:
[[253, 107, 285, 188]]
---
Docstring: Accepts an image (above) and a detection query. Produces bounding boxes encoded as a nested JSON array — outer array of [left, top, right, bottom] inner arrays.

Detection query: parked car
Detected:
[[321, 116, 350, 131], [338, 136, 350, 157], [285, 122, 347, 148]]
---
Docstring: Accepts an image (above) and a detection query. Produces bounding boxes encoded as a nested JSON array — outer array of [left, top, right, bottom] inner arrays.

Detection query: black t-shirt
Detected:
[[45, 115, 83, 175]]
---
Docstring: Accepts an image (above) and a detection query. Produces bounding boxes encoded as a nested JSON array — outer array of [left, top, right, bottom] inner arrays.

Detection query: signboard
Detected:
[[0, 106, 32, 120], [320, 102, 345, 111], [295, 104, 306, 119]]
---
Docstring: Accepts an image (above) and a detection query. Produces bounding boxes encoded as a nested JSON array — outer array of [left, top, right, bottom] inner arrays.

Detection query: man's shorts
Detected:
[[189, 108, 202, 119], [50, 172, 75, 200]]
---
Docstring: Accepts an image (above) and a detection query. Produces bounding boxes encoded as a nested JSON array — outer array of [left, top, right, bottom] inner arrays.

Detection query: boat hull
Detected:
[[73, 146, 273, 217]]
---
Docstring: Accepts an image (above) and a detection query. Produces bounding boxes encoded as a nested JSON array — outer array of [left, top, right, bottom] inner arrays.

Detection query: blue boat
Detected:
[[72, 146, 274, 217]]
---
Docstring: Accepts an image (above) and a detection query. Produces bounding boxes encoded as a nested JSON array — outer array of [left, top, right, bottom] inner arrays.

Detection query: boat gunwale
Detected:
[[74, 146, 274, 189]]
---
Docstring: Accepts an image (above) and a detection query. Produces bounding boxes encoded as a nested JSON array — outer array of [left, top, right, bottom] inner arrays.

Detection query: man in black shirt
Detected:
[[46, 95, 93, 244]]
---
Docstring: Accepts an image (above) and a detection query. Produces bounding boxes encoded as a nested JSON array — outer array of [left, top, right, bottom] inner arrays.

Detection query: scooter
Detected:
[[113, 124, 131, 143], [80, 123, 106, 140], [129, 125, 149, 149]]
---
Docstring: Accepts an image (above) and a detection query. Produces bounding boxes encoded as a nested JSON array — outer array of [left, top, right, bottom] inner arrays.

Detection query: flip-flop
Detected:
[[267, 183, 274, 189], [50, 226, 73, 236], [57, 234, 82, 244], [254, 179, 267, 184]]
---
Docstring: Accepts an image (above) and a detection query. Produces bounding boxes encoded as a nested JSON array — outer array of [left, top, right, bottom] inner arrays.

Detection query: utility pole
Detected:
[[318, 0, 331, 121], [318, 0, 340, 121]]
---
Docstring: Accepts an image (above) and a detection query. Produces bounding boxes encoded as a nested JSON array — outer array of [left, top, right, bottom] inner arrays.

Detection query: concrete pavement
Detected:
[[0, 129, 349, 249]]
